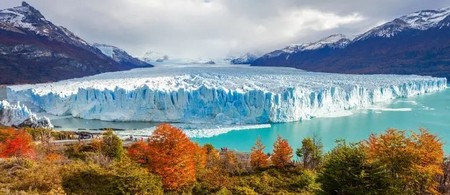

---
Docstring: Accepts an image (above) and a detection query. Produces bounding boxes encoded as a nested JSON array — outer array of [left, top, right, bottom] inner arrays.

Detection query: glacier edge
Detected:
[[6, 75, 446, 124]]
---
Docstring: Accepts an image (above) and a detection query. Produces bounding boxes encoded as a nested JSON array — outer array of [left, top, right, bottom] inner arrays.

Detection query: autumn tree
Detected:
[[128, 124, 204, 191], [220, 150, 241, 175], [0, 129, 35, 158], [363, 128, 444, 194], [296, 136, 323, 170], [250, 138, 269, 170], [127, 140, 150, 164], [271, 136, 293, 168]]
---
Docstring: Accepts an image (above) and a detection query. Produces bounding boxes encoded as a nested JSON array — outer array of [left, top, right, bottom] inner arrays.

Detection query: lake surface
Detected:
[[51, 87, 450, 153], [194, 87, 450, 153]]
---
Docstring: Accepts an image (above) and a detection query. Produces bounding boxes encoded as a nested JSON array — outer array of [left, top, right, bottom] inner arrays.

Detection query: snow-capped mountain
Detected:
[[93, 43, 152, 67], [0, 2, 89, 48], [227, 53, 261, 64], [252, 7, 450, 79], [0, 2, 142, 84], [356, 7, 450, 41]]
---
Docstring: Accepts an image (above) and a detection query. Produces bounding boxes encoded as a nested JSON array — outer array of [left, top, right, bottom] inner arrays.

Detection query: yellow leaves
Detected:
[[363, 128, 444, 194], [250, 138, 269, 169]]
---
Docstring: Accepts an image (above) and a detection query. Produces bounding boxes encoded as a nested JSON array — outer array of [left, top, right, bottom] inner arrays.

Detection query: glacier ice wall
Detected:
[[0, 100, 53, 128], [6, 66, 448, 124]]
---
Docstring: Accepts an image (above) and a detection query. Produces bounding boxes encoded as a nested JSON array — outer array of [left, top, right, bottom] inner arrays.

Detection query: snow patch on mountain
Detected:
[[0, 2, 90, 46], [0, 3, 37, 31], [264, 34, 351, 58], [93, 43, 151, 67], [6, 66, 447, 124], [284, 34, 351, 53], [94, 44, 115, 58]]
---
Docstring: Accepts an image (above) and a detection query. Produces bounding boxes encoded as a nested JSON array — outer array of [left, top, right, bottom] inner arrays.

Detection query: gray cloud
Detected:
[[1, 0, 449, 58]]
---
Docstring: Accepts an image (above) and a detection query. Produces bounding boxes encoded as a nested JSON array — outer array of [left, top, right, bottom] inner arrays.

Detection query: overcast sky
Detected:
[[1, 0, 449, 58]]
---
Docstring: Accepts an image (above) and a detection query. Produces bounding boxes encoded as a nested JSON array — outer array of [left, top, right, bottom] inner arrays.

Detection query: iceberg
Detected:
[[0, 100, 53, 128], [5, 65, 447, 124]]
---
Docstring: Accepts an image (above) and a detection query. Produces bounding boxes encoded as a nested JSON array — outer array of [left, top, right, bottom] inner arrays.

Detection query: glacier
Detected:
[[5, 65, 447, 124], [0, 100, 53, 128]]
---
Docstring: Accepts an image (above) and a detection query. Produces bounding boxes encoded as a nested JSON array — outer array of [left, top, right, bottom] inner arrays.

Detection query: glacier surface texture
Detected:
[[6, 65, 447, 124], [0, 100, 53, 128]]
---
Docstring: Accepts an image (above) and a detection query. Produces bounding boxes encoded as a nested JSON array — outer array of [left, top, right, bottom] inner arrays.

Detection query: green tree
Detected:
[[101, 129, 124, 160], [296, 136, 323, 170], [317, 140, 389, 195]]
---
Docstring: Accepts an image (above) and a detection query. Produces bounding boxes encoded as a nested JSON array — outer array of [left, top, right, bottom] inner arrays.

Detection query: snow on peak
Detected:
[[282, 34, 351, 53], [0, 2, 89, 46], [356, 7, 450, 41], [0, 2, 43, 31], [401, 7, 450, 29], [262, 34, 351, 58]]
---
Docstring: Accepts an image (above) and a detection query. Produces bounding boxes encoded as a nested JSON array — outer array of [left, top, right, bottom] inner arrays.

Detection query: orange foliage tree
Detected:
[[364, 128, 443, 194], [271, 135, 293, 168], [128, 124, 206, 191], [127, 140, 150, 164], [0, 128, 35, 158], [250, 137, 269, 169]]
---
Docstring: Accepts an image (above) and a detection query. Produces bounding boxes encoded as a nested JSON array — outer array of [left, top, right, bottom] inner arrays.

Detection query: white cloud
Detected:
[[1, 0, 448, 58]]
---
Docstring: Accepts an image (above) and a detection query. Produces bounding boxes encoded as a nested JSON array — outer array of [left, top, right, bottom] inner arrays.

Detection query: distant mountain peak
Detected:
[[0, 2, 91, 46], [20, 1, 43, 15], [356, 7, 450, 41], [282, 34, 351, 54]]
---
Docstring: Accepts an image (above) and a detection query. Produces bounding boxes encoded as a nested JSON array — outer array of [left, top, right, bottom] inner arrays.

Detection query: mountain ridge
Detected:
[[0, 2, 147, 84], [252, 7, 450, 79]]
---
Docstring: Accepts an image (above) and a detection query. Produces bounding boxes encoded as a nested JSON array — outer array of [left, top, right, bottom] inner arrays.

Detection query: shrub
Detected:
[[61, 158, 163, 194]]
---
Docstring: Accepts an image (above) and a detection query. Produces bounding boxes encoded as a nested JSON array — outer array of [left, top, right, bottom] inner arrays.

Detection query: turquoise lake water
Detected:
[[193, 87, 450, 153], [51, 87, 450, 153]]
